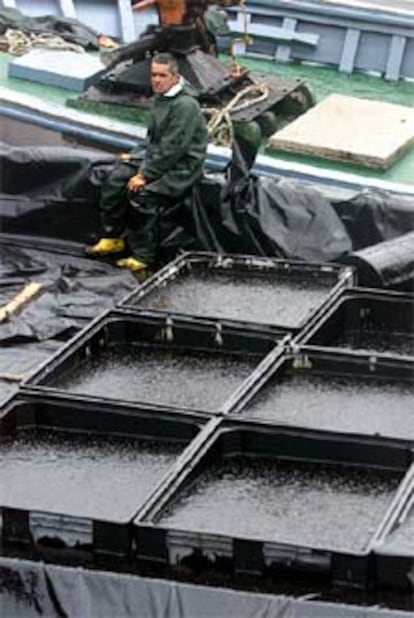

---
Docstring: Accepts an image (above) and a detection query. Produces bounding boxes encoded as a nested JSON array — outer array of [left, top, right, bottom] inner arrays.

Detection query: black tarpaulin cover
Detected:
[[0, 241, 137, 406], [332, 188, 414, 251], [2, 143, 414, 278], [0, 243, 137, 343], [0, 557, 410, 618], [0, 143, 352, 262], [0, 7, 101, 49]]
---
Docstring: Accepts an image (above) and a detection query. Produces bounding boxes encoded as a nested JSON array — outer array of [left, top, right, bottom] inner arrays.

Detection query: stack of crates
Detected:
[[1, 252, 413, 597]]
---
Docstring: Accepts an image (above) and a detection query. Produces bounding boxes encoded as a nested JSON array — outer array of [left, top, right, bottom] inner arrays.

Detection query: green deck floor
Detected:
[[239, 55, 414, 185], [2, 51, 414, 185]]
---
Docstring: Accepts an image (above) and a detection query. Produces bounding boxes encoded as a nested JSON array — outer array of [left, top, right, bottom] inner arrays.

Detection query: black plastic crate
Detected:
[[0, 397, 204, 557], [297, 288, 414, 358], [119, 252, 355, 332], [227, 348, 414, 442], [22, 310, 280, 415], [133, 423, 413, 588], [372, 465, 414, 591], [0, 395, 205, 442], [0, 381, 18, 410]]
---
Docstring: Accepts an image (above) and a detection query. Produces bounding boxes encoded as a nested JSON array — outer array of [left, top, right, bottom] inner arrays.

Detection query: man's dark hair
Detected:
[[151, 52, 179, 75]]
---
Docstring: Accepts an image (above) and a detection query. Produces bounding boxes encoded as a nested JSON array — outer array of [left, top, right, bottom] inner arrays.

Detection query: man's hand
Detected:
[[127, 173, 147, 192]]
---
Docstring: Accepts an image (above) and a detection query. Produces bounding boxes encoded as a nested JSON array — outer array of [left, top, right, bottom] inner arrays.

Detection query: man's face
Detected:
[[151, 61, 179, 94]]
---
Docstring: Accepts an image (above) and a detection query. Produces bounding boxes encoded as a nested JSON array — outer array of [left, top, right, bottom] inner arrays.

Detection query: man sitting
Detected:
[[86, 52, 209, 273]]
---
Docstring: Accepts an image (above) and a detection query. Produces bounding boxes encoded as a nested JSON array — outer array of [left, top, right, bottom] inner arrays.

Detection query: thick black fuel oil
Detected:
[[54, 347, 257, 411], [137, 271, 331, 327], [0, 433, 181, 520], [240, 374, 414, 439], [158, 457, 400, 552]]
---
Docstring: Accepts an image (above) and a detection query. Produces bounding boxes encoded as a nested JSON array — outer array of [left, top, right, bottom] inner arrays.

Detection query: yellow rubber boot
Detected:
[[116, 257, 148, 272], [86, 237, 126, 256]]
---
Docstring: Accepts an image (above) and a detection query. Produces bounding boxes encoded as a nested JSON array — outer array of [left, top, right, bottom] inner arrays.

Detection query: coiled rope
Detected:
[[204, 79, 269, 146], [5, 28, 85, 55]]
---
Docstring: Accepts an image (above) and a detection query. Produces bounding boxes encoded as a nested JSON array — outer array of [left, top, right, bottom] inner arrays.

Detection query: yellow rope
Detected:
[[204, 80, 269, 146], [5, 28, 85, 55]]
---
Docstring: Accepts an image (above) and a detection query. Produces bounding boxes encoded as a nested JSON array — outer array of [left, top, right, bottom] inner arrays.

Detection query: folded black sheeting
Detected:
[[0, 243, 137, 343], [333, 189, 414, 251], [2, 143, 414, 284], [343, 231, 414, 290], [0, 8, 101, 49], [0, 145, 112, 243], [0, 243, 137, 406], [1, 143, 352, 262], [0, 557, 411, 618]]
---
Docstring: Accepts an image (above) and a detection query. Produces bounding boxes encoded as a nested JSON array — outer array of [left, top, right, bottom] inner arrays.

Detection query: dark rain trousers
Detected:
[[99, 83, 208, 267], [99, 150, 179, 267]]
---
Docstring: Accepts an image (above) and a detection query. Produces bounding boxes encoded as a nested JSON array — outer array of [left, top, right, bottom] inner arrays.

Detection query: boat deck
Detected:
[[323, 0, 414, 13], [1, 50, 414, 191]]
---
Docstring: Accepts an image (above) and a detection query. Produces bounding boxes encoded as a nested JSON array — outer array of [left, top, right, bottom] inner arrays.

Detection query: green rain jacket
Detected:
[[140, 83, 209, 198]]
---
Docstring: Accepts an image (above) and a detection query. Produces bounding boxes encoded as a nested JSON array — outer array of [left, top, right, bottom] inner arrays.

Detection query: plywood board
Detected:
[[268, 94, 414, 169]]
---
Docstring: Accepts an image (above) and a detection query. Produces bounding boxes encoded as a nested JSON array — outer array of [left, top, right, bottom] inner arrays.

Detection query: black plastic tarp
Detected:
[[0, 240, 137, 407], [0, 557, 410, 618], [0, 243, 137, 343], [0, 143, 352, 263], [0, 7, 101, 49], [2, 143, 414, 281], [332, 188, 414, 251]]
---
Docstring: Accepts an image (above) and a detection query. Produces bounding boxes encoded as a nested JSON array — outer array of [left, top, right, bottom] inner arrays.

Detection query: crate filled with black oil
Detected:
[[22, 310, 278, 415], [228, 349, 414, 442], [0, 398, 203, 555], [133, 424, 411, 585], [0, 432, 182, 522], [120, 252, 354, 332], [298, 288, 414, 358]]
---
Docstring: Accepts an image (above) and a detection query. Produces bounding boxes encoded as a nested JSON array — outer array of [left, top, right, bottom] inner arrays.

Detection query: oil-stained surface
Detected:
[[135, 271, 333, 327], [239, 374, 414, 439], [0, 433, 182, 520], [158, 458, 400, 552], [53, 347, 258, 412], [327, 331, 414, 357]]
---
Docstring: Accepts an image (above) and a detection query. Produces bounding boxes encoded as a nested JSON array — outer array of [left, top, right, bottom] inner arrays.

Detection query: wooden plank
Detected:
[[117, 0, 136, 43], [0, 282, 43, 323], [339, 28, 360, 73], [229, 13, 319, 47], [385, 35, 407, 81], [268, 94, 414, 169], [59, 0, 76, 19], [275, 18, 296, 63]]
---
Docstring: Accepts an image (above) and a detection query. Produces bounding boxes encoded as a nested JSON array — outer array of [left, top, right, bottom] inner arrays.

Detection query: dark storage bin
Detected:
[[0, 396, 204, 442], [133, 423, 412, 587], [228, 349, 414, 441], [120, 252, 354, 332], [22, 310, 279, 415], [297, 288, 414, 358], [0, 398, 203, 556], [373, 465, 414, 590], [0, 381, 18, 409]]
